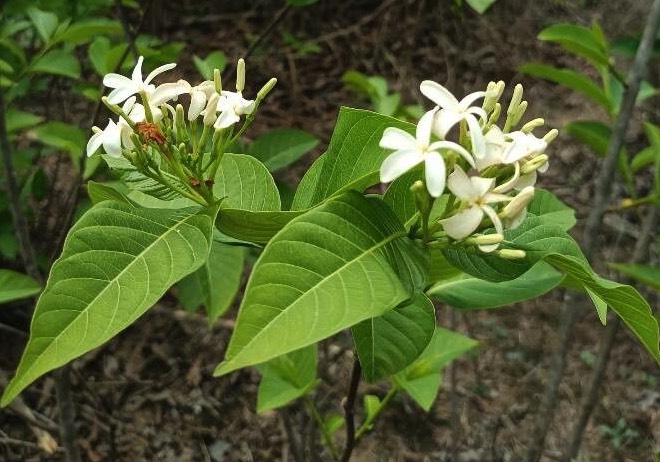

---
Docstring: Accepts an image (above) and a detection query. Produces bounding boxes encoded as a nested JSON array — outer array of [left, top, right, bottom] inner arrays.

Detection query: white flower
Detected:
[[420, 80, 487, 158], [103, 56, 177, 105], [213, 90, 255, 130], [379, 109, 475, 197], [439, 166, 512, 252], [501, 186, 535, 230], [187, 80, 216, 120]]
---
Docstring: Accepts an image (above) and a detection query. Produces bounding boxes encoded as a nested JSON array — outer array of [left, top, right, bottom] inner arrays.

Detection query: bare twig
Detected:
[[339, 358, 362, 462], [525, 2, 660, 460], [562, 206, 658, 462], [114, 0, 140, 61]]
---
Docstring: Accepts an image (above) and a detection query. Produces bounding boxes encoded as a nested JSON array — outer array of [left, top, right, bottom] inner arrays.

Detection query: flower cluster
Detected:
[[379, 80, 556, 253], [86, 56, 276, 206]]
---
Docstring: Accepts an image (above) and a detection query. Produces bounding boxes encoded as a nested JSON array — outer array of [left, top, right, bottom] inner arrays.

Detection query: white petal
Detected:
[[103, 73, 132, 89], [459, 91, 486, 109], [420, 80, 459, 109], [107, 86, 138, 104], [433, 109, 462, 138], [189, 90, 208, 120], [416, 108, 437, 146], [235, 98, 255, 115], [481, 204, 504, 236], [214, 110, 240, 129], [130, 56, 144, 83], [515, 172, 537, 189], [86, 130, 104, 156], [493, 161, 520, 193], [150, 81, 190, 106], [440, 206, 483, 239], [379, 127, 415, 150], [538, 160, 549, 173], [446, 165, 476, 200], [466, 106, 487, 121], [429, 140, 475, 168], [466, 115, 486, 159], [144, 62, 176, 85], [424, 152, 446, 197], [504, 206, 527, 230], [380, 149, 423, 183], [470, 176, 496, 197]]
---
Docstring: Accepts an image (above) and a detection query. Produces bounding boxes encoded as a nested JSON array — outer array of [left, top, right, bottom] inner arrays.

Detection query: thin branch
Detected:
[[562, 206, 658, 462], [114, 0, 140, 61], [339, 358, 362, 462], [524, 2, 660, 460]]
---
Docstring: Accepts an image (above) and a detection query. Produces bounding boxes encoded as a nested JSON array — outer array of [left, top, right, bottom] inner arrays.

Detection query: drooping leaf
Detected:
[[352, 293, 436, 382], [291, 108, 413, 209], [177, 234, 244, 323], [214, 192, 422, 376], [564, 120, 611, 157], [248, 128, 319, 172], [394, 328, 478, 411], [1, 202, 217, 406], [53, 19, 122, 45], [86, 181, 131, 205], [27, 7, 59, 43], [5, 109, 43, 134], [607, 263, 660, 291], [428, 262, 563, 309], [0, 269, 41, 304], [31, 122, 86, 162], [214, 153, 280, 211], [256, 345, 317, 412], [527, 188, 576, 231], [31, 49, 80, 79], [537, 23, 610, 68], [519, 63, 611, 112]]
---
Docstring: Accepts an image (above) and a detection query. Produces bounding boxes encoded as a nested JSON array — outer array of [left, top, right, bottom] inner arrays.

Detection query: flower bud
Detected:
[[482, 80, 505, 114], [497, 249, 526, 259], [257, 78, 278, 101], [411, 180, 431, 216], [486, 103, 501, 129], [543, 128, 559, 143], [214, 68, 222, 94], [520, 118, 544, 133], [511, 100, 528, 127], [175, 104, 185, 130], [203, 93, 220, 126], [521, 154, 549, 175], [236, 58, 246, 93], [501, 186, 534, 219], [467, 233, 504, 245], [508, 84, 523, 115]]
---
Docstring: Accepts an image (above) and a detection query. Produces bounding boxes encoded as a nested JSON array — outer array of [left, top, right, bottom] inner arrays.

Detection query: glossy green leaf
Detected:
[[31, 49, 80, 79], [1, 202, 217, 406], [565, 120, 611, 157], [102, 154, 187, 201], [429, 248, 462, 284], [86, 181, 131, 205], [256, 345, 317, 412], [214, 153, 280, 211], [0, 269, 41, 304], [291, 154, 325, 210], [527, 188, 576, 231], [608, 263, 660, 291], [192, 51, 227, 80], [519, 63, 611, 111], [177, 234, 244, 323], [216, 209, 304, 245], [444, 216, 660, 363], [27, 7, 58, 43], [538, 23, 609, 68], [291, 108, 413, 209], [428, 262, 563, 309], [352, 294, 436, 382], [394, 328, 478, 411], [249, 128, 319, 172], [214, 192, 420, 376], [382, 166, 423, 226], [53, 19, 122, 45]]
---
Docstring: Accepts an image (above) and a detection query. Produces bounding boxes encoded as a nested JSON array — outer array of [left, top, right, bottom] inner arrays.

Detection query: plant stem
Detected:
[[561, 206, 657, 462], [339, 358, 361, 462], [524, 2, 660, 460], [303, 395, 339, 459], [354, 386, 399, 439]]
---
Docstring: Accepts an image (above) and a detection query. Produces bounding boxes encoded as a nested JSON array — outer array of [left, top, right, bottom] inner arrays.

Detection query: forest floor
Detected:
[[1, 0, 659, 461]]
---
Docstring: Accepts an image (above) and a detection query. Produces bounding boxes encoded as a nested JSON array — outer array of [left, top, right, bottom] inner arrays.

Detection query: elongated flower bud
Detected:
[[497, 249, 526, 259], [257, 78, 278, 101], [501, 186, 535, 219], [521, 155, 549, 175], [467, 233, 504, 245], [236, 58, 246, 92], [521, 118, 544, 133]]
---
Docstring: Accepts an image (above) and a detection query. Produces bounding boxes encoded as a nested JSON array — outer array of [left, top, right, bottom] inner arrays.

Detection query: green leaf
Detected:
[[527, 188, 576, 231], [564, 120, 611, 157], [362, 394, 381, 431], [291, 108, 413, 209], [248, 128, 319, 172], [86, 181, 131, 205], [428, 262, 563, 309], [353, 294, 435, 382], [444, 216, 660, 364], [31, 49, 80, 79], [27, 7, 59, 43], [394, 328, 478, 411], [256, 345, 317, 412], [1, 202, 218, 406], [177, 234, 244, 323], [216, 209, 304, 245], [607, 263, 660, 291], [102, 154, 187, 201], [287, 0, 319, 6], [465, 0, 497, 14], [5, 109, 43, 134], [519, 63, 611, 112], [53, 19, 122, 45], [586, 286, 608, 325], [644, 123, 660, 195], [214, 153, 280, 211], [291, 154, 325, 210], [630, 147, 655, 173], [31, 122, 85, 161], [382, 166, 423, 226], [537, 23, 609, 68], [192, 51, 227, 81], [214, 192, 419, 376], [0, 269, 41, 304]]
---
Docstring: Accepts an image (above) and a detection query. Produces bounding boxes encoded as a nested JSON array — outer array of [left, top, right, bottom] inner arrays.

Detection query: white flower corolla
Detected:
[[184, 80, 216, 121], [103, 56, 177, 105], [213, 90, 255, 130], [439, 166, 512, 252], [379, 108, 475, 197], [420, 80, 487, 158], [501, 185, 535, 230]]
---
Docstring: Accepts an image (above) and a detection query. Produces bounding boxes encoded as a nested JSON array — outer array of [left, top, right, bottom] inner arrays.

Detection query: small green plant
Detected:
[[598, 418, 639, 449]]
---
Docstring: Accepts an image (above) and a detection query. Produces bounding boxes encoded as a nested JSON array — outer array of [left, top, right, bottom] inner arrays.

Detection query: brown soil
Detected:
[[1, 1, 659, 461]]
